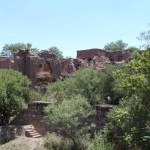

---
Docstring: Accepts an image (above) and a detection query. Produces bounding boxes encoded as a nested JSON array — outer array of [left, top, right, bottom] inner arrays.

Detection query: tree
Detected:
[[128, 46, 140, 51], [92, 133, 114, 150], [104, 48, 150, 149], [104, 40, 128, 51], [101, 64, 127, 105], [137, 26, 150, 48], [44, 95, 95, 146], [44, 67, 107, 105], [0, 70, 31, 125], [2, 43, 38, 56], [75, 67, 109, 105], [44, 77, 77, 103], [44, 66, 124, 105], [48, 46, 63, 59]]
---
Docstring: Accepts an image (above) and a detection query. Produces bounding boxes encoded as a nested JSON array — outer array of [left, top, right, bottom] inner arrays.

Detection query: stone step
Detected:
[[29, 132, 41, 136], [25, 129, 42, 138], [32, 134, 42, 138], [25, 129, 34, 132]]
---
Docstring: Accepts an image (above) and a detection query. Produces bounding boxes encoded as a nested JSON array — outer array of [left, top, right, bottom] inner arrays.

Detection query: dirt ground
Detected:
[[0, 136, 46, 150]]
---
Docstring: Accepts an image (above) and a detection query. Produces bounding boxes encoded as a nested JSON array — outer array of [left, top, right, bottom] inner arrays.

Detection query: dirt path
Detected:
[[0, 136, 46, 150]]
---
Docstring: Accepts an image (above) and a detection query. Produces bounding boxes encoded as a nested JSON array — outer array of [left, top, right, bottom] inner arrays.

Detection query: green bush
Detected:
[[0, 70, 31, 125], [44, 67, 105, 105], [108, 49, 150, 149], [44, 95, 95, 145], [102, 64, 127, 104], [44, 77, 77, 103], [30, 89, 42, 101], [45, 66, 126, 106], [91, 133, 114, 150], [75, 67, 105, 105], [44, 133, 91, 150], [104, 96, 150, 150], [44, 133, 66, 150]]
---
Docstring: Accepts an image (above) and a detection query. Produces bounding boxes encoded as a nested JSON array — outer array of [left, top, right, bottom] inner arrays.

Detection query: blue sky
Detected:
[[0, 0, 150, 57]]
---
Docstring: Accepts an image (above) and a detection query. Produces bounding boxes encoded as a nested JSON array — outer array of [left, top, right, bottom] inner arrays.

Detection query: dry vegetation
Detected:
[[0, 136, 45, 150]]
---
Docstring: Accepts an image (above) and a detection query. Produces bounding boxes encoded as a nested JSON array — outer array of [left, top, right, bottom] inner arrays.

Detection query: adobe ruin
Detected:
[[13, 49, 77, 88], [77, 48, 133, 62], [0, 48, 133, 88], [0, 56, 13, 69]]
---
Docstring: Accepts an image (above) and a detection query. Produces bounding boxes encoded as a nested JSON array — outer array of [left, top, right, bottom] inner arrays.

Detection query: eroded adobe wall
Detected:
[[14, 50, 77, 87], [60, 59, 76, 76], [77, 49, 133, 62], [77, 49, 103, 60], [10, 101, 51, 135], [0, 57, 13, 69]]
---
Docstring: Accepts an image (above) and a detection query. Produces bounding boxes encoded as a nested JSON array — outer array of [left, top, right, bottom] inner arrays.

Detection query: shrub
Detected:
[[75, 67, 105, 105], [0, 70, 31, 125], [44, 133, 91, 150], [44, 77, 77, 103], [108, 48, 150, 149], [102, 64, 127, 105], [44, 95, 95, 145], [45, 66, 126, 106], [91, 133, 114, 150], [104, 96, 150, 150], [45, 67, 110, 105]]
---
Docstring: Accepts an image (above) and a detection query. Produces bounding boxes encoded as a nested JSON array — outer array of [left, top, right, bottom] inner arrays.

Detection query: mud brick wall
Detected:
[[14, 50, 77, 86], [39, 51, 57, 60], [48, 59, 61, 79], [0, 58, 13, 69], [27, 56, 42, 86], [10, 101, 51, 135], [77, 49, 103, 60], [60, 59, 76, 76], [1, 103, 113, 143], [77, 48, 133, 62]]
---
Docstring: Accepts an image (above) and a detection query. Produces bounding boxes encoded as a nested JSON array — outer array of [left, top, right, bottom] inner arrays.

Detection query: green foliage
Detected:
[[105, 97, 150, 149], [102, 64, 127, 104], [114, 48, 150, 106], [75, 67, 105, 105], [92, 133, 114, 150], [44, 133, 67, 150], [105, 48, 150, 149], [44, 77, 77, 103], [44, 95, 95, 140], [44, 66, 125, 105], [30, 90, 43, 101], [104, 40, 128, 51], [2, 43, 38, 55], [45, 67, 111, 105], [44, 133, 91, 150], [128, 46, 140, 51], [0, 70, 31, 125], [137, 26, 150, 48], [48, 46, 63, 59]]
